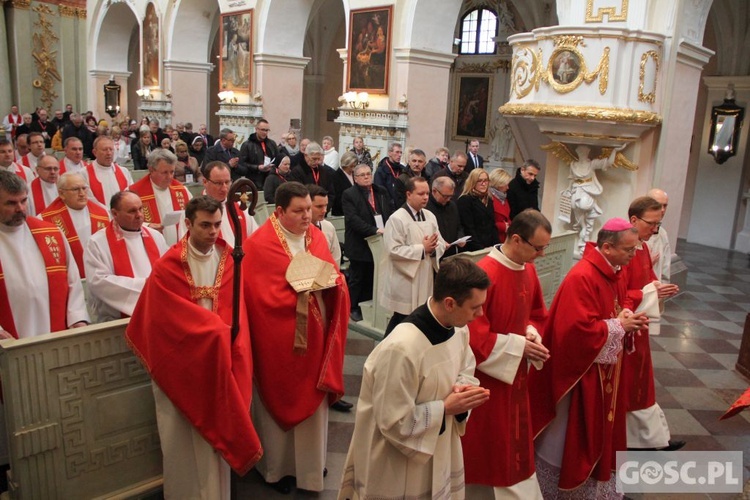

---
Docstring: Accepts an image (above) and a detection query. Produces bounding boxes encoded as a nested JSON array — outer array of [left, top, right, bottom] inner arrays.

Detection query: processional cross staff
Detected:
[[226, 178, 258, 342]]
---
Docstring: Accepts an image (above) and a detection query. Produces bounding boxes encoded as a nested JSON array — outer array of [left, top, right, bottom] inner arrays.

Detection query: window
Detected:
[[460, 8, 498, 55]]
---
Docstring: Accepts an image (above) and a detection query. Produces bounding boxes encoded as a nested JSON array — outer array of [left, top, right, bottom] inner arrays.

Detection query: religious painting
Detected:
[[219, 10, 253, 93], [142, 3, 160, 87], [548, 47, 584, 93], [347, 6, 393, 94], [453, 74, 493, 142]]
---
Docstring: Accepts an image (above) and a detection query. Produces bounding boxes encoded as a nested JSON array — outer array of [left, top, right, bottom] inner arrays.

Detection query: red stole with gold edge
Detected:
[[105, 222, 161, 279], [0, 218, 69, 338], [129, 176, 188, 224], [40, 199, 109, 278], [86, 162, 128, 205], [31, 178, 50, 213]]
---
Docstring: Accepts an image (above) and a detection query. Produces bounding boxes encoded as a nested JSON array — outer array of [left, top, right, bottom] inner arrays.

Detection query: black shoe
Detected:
[[331, 399, 353, 412], [266, 475, 295, 494], [661, 440, 686, 451], [350, 310, 363, 322]]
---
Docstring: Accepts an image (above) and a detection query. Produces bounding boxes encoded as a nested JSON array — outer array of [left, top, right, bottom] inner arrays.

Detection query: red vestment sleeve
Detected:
[[125, 240, 261, 475]]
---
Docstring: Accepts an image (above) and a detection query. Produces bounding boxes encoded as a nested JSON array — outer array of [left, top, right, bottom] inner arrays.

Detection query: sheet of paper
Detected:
[[263, 155, 272, 166], [374, 214, 384, 229], [162, 210, 184, 227], [450, 235, 472, 245]]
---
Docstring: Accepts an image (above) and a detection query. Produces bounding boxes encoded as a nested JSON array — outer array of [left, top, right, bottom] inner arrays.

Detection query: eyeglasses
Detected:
[[636, 216, 662, 228], [520, 235, 549, 252], [435, 190, 453, 198], [207, 179, 232, 187], [354, 172, 372, 178], [477, 178, 489, 183], [60, 186, 88, 192]]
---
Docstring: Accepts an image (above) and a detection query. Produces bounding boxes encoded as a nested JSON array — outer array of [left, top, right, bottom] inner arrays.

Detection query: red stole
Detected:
[[10, 163, 28, 182], [86, 162, 128, 205], [462, 255, 547, 487], [58, 158, 67, 174], [621, 243, 657, 411], [129, 176, 188, 224], [243, 214, 350, 430], [7, 114, 21, 138], [21, 155, 31, 168], [219, 202, 247, 243], [40, 199, 109, 278], [0, 218, 69, 338], [105, 222, 161, 281], [529, 242, 627, 489], [126, 237, 262, 474], [31, 178, 51, 213]]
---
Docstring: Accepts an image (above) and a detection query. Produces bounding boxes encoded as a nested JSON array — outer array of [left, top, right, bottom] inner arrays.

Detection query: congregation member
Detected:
[[466, 139, 484, 172], [350, 136, 372, 168], [196, 124, 214, 148], [14, 114, 32, 138], [21, 132, 46, 170], [174, 140, 200, 183], [263, 155, 291, 205], [203, 128, 241, 179], [330, 151, 356, 216], [507, 159, 541, 219], [381, 177, 447, 336], [189, 136, 206, 167], [623, 196, 681, 451], [243, 182, 349, 494], [647, 188, 672, 282], [50, 109, 67, 131], [289, 141, 336, 210], [85, 136, 133, 208], [149, 119, 166, 145], [3, 105, 22, 142], [373, 142, 403, 208], [425, 146, 450, 181], [131, 130, 155, 171], [29, 109, 57, 148], [62, 114, 95, 158], [339, 258, 491, 500], [0, 170, 89, 339], [127, 196, 261, 499], [239, 118, 281, 187], [433, 151, 468, 200], [85, 191, 168, 323], [282, 132, 299, 157], [290, 138, 310, 167], [427, 175, 465, 258], [30, 155, 61, 214], [394, 148, 426, 208], [0, 138, 33, 187], [59, 137, 86, 174], [14, 134, 29, 162], [489, 168, 512, 242], [462, 210, 551, 498], [129, 148, 192, 246], [39, 172, 109, 278], [457, 168, 499, 252], [111, 126, 129, 164], [322, 135, 339, 170], [531, 218, 648, 498], [342, 164, 392, 322]]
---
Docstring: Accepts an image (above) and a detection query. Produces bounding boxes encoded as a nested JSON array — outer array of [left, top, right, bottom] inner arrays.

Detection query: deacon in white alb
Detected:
[[84, 136, 133, 208]]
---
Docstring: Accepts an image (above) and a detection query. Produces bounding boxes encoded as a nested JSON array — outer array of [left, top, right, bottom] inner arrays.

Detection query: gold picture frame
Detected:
[[547, 47, 586, 94], [219, 9, 253, 93], [453, 73, 493, 142], [346, 6, 393, 94]]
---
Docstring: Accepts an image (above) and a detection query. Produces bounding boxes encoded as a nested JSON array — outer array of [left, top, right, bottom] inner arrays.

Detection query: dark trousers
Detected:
[[384, 312, 407, 338], [348, 259, 374, 312]]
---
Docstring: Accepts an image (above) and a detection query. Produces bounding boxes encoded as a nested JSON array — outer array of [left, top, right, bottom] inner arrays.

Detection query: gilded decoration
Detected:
[[10, 0, 31, 8], [510, 45, 538, 99], [498, 103, 662, 125], [58, 4, 76, 17], [32, 4, 62, 111], [585, 0, 629, 23], [541, 130, 639, 143], [457, 60, 511, 74], [638, 50, 660, 104]]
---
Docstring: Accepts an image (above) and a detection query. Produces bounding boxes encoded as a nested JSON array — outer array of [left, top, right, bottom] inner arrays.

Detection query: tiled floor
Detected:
[[236, 240, 750, 499]]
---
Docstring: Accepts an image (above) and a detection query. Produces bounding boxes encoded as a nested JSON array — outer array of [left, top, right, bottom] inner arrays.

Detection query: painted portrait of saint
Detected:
[[347, 7, 392, 94], [220, 11, 252, 92]]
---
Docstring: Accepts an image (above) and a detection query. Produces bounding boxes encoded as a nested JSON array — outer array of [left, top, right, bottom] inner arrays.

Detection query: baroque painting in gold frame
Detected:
[[219, 10, 253, 93], [346, 6, 393, 94]]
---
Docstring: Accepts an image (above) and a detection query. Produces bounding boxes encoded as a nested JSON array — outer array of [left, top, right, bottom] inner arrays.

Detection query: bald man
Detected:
[[646, 188, 671, 282]]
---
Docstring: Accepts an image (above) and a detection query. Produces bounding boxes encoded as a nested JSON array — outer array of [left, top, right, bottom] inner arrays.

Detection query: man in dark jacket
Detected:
[[201, 128, 241, 180], [507, 159, 541, 219], [289, 141, 336, 212], [432, 151, 468, 200], [62, 114, 94, 159], [394, 148, 426, 208], [238, 118, 282, 188], [373, 142, 403, 210], [426, 175, 464, 258], [342, 164, 393, 322]]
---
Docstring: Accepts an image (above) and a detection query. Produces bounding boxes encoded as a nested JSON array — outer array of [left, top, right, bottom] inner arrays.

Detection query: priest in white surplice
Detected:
[[29, 155, 61, 214], [84, 191, 168, 323], [0, 138, 34, 189], [83, 136, 133, 209], [646, 188, 672, 282], [381, 176, 447, 336], [308, 184, 342, 264], [339, 258, 491, 500], [59, 137, 86, 174], [182, 161, 258, 247], [129, 148, 192, 246], [20, 132, 45, 170], [0, 170, 89, 339]]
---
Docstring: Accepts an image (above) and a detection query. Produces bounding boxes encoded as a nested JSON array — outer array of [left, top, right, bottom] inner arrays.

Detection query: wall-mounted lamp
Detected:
[[218, 90, 237, 103], [103, 76, 121, 118], [708, 84, 745, 164], [341, 91, 369, 109], [135, 87, 152, 100]]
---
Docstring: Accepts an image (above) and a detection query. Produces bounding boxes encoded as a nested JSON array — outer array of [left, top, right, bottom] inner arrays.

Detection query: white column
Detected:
[[254, 53, 310, 134], [163, 60, 214, 127]]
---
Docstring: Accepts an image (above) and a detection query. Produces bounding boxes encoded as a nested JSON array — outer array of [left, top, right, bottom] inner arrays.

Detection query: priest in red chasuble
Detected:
[[530, 219, 648, 498], [462, 209, 551, 499], [243, 181, 349, 494], [126, 196, 261, 499], [622, 196, 681, 451]]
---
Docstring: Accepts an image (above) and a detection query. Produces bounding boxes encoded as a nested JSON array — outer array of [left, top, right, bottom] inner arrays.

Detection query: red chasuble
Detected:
[[621, 244, 657, 412], [125, 237, 262, 474], [129, 176, 189, 224], [0, 218, 69, 338], [39, 198, 109, 278], [85, 162, 128, 205], [528, 242, 628, 490], [462, 255, 547, 487], [243, 214, 350, 430]]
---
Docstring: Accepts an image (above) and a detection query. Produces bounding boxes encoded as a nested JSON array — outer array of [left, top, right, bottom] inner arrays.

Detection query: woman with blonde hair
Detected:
[[489, 168, 513, 242], [174, 140, 200, 183], [457, 168, 499, 251]]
